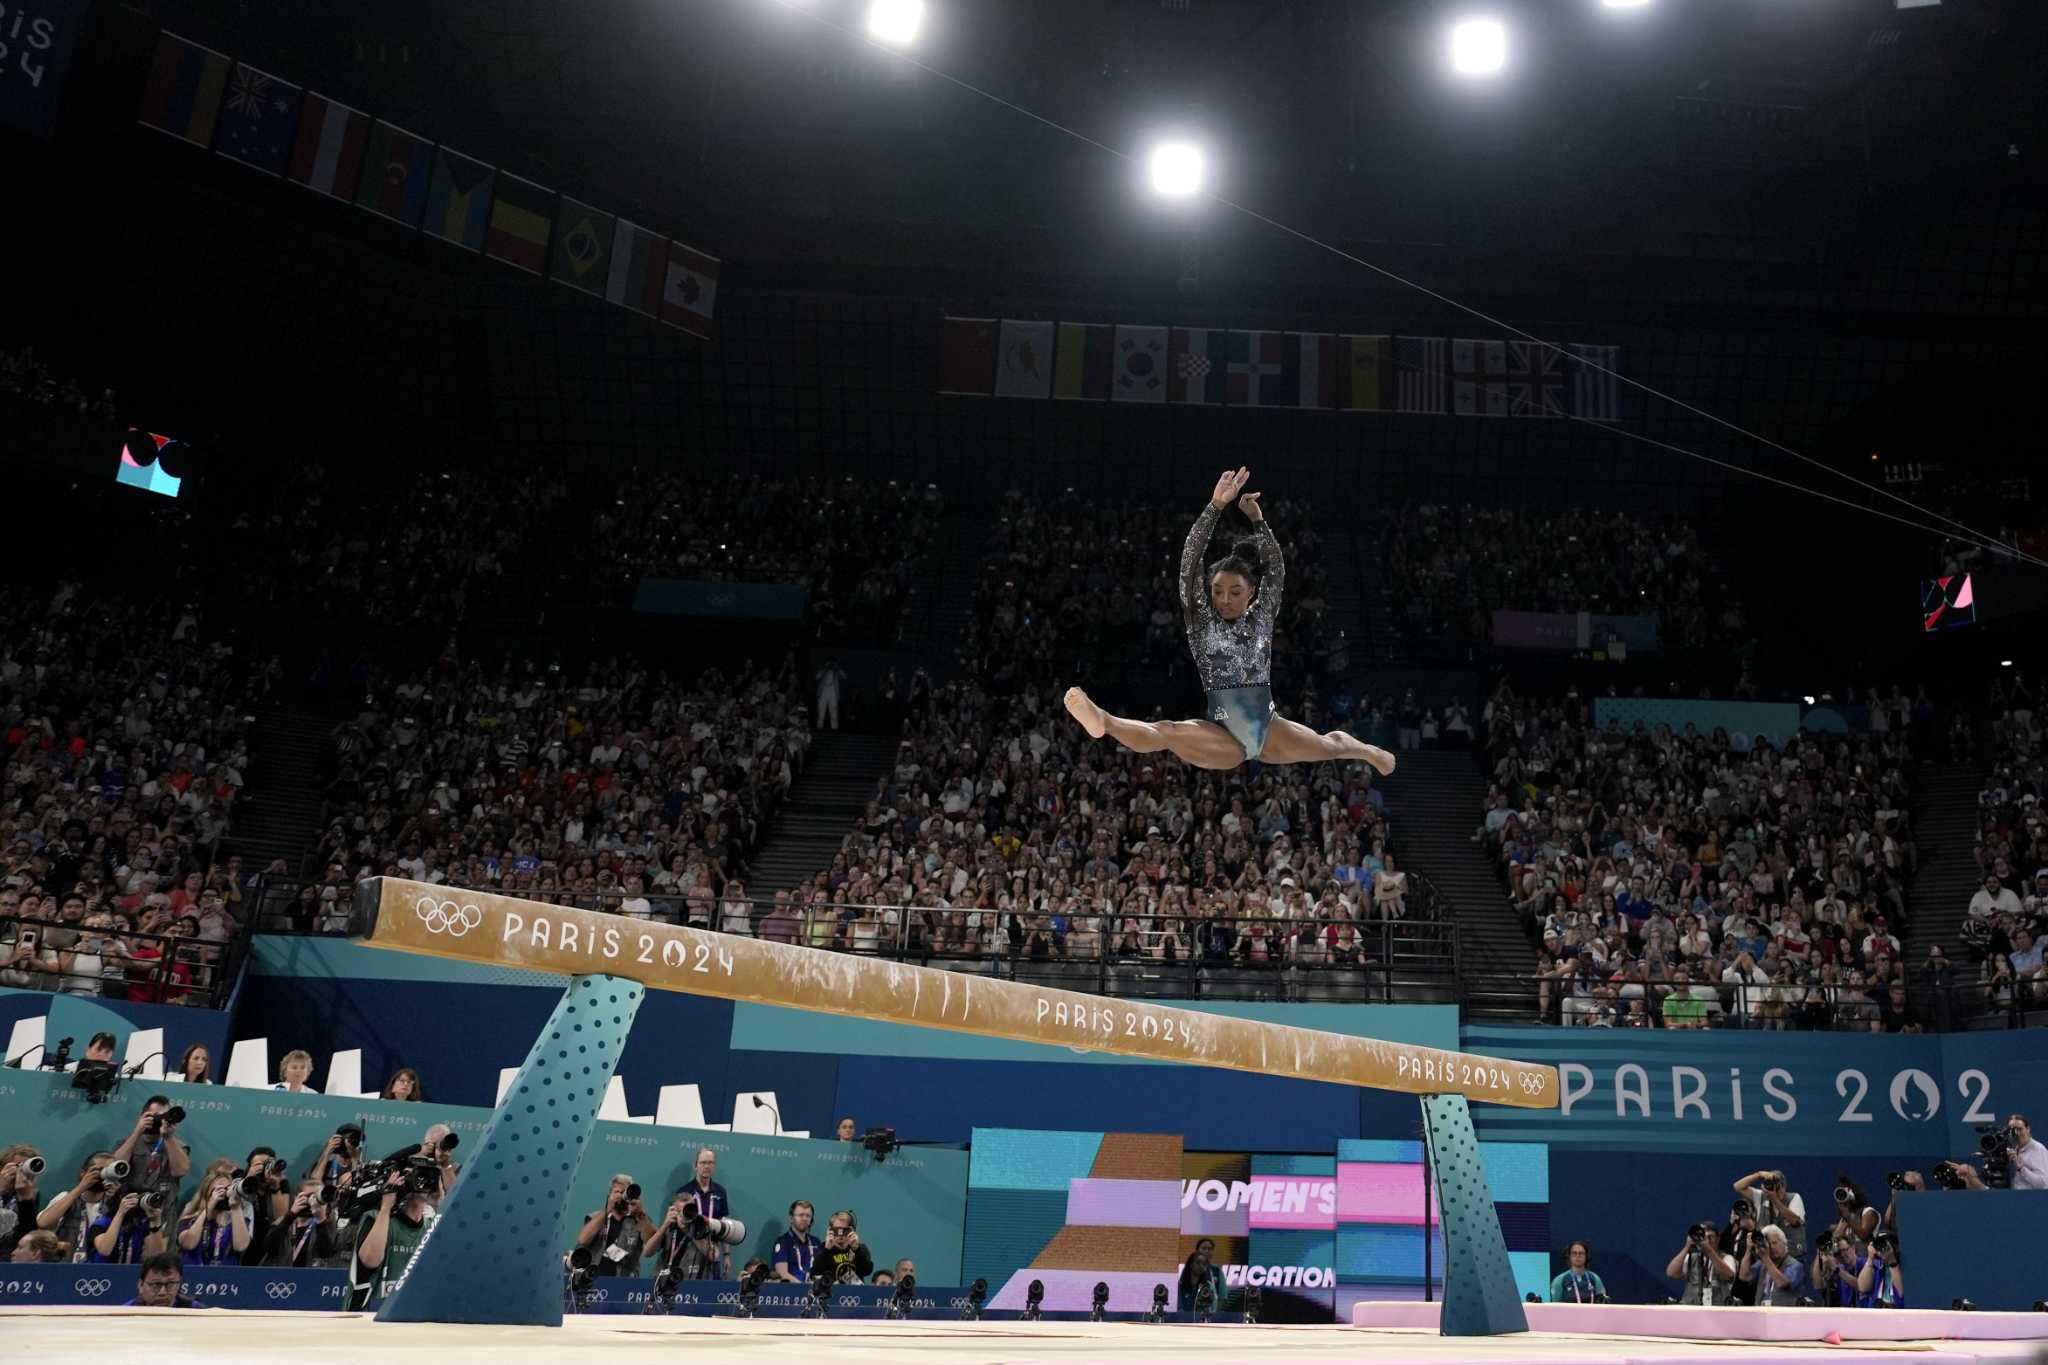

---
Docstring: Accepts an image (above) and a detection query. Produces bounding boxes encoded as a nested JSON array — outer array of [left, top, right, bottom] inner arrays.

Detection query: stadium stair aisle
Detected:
[[226, 702, 344, 875], [1384, 748, 1537, 1021], [747, 732, 896, 897], [1902, 759, 1991, 975]]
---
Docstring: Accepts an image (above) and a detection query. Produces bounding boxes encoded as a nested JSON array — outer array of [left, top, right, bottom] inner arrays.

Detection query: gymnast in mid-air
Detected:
[[1065, 467, 1398, 776]]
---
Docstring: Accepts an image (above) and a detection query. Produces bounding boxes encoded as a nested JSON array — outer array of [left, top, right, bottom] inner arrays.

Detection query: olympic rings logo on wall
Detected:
[[415, 896, 484, 937], [76, 1278, 112, 1297], [265, 1281, 298, 1299]]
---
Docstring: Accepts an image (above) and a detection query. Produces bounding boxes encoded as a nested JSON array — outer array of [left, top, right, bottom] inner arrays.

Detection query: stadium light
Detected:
[[1601, 0, 1651, 9], [866, 0, 923, 46], [1448, 16, 1508, 76], [1148, 140, 1206, 198]]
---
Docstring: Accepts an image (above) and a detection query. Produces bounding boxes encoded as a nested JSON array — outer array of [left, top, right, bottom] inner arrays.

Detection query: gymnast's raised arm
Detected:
[[1240, 490, 1283, 624], [1181, 467, 1248, 629]]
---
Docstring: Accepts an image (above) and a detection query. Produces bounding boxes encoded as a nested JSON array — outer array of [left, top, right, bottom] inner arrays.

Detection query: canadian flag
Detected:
[[660, 242, 719, 338]]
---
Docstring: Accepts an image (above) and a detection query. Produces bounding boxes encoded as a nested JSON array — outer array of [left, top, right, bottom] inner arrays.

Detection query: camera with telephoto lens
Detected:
[[1761, 1175, 1784, 1193], [70, 1057, 121, 1103], [1687, 1222, 1713, 1246], [1932, 1160, 1971, 1191], [140, 1105, 185, 1139], [611, 1181, 642, 1216], [345, 1152, 443, 1215], [861, 1127, 901, 1162], [1870, 1229, 1899, 1263], [1978, 1125, 2015, 1189], [1886, 1171, 1912, 1191], [1833, 1174, 1862, 1207]]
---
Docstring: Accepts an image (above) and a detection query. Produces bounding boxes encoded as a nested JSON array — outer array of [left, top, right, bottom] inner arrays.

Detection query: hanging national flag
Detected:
[[286, 92, 370, 200], [421, 146, 494, 252], [1285, 333, 1339, 410], [1567, 343, 1622, 421], [1110, 325, 1169, 404], [1335, 334, 1391, 412], [1452, 338, 1509, 417], [1053, 322, 1114, 400], [1507, 340, 1565, 418], [1225, 331, 1291, 407], [212, 62, 300, 175], [486, 172, 554, 275], [1395, 336, 1447, 415], [605, 218, 668, 317], [660, 242, 719, 338], [354, 121, 434, 227], [550, 198, 615, 296], [937, 317, 997, 395], [1168, 327, 1228, 405], [994, 320, 1054, 399], [137, 32, 230, 149]]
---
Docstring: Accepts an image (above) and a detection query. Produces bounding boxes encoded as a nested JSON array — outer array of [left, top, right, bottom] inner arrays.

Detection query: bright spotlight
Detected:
[[865, 0, 923, 46], [1148, 141, 1205, 198], [1802, 695, 1816, 705], [1448, 17, 1507, 76], [1601, 0, 1651, 9], [2002, 660, 2015, 668]]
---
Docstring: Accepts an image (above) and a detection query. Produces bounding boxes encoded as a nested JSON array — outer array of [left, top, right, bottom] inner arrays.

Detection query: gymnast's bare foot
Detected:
[[1362, 744, 1397, 778], [1064, 687, 1108, 740]]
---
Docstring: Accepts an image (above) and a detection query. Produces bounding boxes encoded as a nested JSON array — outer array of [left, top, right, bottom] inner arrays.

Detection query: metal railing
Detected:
[[1460, 969, 2042, 1032], [246, 878, 1459, 1004], [0, 914, 241, 1011]]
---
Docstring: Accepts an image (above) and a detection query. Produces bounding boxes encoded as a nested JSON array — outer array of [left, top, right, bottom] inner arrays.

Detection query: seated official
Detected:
[[126, 1250, 202, 1308], [1549, 1240, 1607, 1303], [772, 1200, 823, 1283]]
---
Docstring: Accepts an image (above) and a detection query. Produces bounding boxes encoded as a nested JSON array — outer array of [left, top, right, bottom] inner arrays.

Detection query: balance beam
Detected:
[[350, 877, 1557, 1108]]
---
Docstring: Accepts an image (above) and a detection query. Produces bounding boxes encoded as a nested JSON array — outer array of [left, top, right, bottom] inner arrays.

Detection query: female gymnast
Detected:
[[1064, 467, 1397, 775]]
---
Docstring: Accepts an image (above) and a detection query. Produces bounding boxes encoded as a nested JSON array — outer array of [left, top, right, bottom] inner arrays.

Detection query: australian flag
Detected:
[[214, 62, 301, 176]]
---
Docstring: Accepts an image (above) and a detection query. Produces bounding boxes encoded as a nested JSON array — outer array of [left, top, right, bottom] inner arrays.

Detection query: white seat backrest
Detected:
[[496, 1067, 522, 1103], [326, 1049, 365, 1098], [123, 1028, 166, 1081], [654, 1084, 706, 1129], [731, 1090, 781, 1135], [599, 1075, 632, 1120], [6, 1015, 46, 1069], [223, 1037, 270, 1089]]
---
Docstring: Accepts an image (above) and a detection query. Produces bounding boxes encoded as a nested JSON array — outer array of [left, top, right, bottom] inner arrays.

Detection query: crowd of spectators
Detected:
[[0, 343, 118, 418], [1385, 504, 1737, 652], [1966, 669, 2048, 1008], [960, 491, 1343, 699], [1477, 680, 1927, 1030], [589, 473, 944, 644], [292, 652, 810, 929], [766, 674, 1424, 977], [0, 582, 274, 1005]]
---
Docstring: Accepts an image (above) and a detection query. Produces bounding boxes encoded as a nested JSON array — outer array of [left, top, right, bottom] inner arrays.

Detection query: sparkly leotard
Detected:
[[1180, 503, 1284, 758]]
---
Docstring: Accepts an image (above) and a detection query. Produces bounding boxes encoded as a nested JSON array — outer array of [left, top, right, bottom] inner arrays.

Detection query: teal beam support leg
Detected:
[[1420, 1092, 1527, 1337], [377, 973, 644, 1325]]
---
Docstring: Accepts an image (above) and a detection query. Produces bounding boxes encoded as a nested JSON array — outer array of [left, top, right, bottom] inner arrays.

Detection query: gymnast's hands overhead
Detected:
[[1209, 466, 1251, 510]]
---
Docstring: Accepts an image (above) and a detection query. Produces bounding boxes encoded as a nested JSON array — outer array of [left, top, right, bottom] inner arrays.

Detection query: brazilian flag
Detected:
[[550, 198, 615, 297]]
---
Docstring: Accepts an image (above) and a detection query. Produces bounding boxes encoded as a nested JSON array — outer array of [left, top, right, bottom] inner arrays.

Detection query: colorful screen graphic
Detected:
[[963, 1128, 1183, 1313], [115, 429, 185, 499], [1333, 1138, 1550, 1315], [1921, 573, 1975, 631]]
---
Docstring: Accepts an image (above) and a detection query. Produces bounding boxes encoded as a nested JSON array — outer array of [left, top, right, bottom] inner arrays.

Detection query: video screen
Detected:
[[115, 429, 184, 498], [1921, 573, 1975, 631]]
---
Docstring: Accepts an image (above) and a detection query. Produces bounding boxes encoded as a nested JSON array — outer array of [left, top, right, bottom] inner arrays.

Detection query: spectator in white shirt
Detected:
[[618, 876, 653, 921], [719, 882, 754, 937], [1968, 874, 2021, 922]]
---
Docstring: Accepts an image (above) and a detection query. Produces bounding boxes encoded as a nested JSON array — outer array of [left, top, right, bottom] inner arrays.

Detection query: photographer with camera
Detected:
[[261, 1176, 342, 1269], [1732, 1169, 1807, 1256], [1933, 1115, 2046, 1190], [1549, 1240, 1607, 1303], [240, 1147, 290, 1248], [814, 1207, 873, 1285], [318, 1124, 365, 1186], [575, 1174, 656, 1277], [1810, 1229, 1890, 1308], [35, 1150, 117, 1259], [108, 1097, 190, 1212], [2005, 1114, 2047, 1189], [1664, 1221, 1735, 1304], [0, 1143, 44, 1258], [771, 1199, 822, 1283], [1720, 1201, 1763, 1305], [649, 1183, 750, 1284], [347, 1161, 438, 1310], [1737, 1224, 1807, 1307], [1180, 1236, 1227, 1312], [1823, 1175, 1879, 1245], [174, 1159, 252, 1267], [88, 1179, 169, 1264]]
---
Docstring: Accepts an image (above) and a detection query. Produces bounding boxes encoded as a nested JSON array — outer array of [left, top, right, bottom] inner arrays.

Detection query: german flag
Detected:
[[486, 172, 553, 275]]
